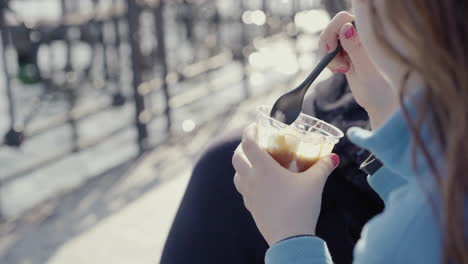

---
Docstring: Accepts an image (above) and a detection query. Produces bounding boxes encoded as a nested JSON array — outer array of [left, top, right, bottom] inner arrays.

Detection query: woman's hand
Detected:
[[319, 11, 398, 128], [232, 124, 339, 246]]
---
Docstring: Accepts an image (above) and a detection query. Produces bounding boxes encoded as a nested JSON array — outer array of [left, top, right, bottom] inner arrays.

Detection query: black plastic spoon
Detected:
[[270, 43, 343, 125]]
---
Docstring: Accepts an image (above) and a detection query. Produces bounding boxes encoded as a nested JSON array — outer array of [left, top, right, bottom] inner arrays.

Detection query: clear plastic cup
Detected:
[[256, 105, 344, 173]]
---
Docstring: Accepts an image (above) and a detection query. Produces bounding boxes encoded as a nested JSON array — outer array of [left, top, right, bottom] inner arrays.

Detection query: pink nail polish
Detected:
[[344, 26, 356, 39], [331, 154, 340, 167], [326, 43, 331, 52], [336, 68, 349, 74]]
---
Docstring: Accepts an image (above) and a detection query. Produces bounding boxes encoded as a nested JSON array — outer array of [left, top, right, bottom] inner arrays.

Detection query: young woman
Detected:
[[233, 0, 468, 263]]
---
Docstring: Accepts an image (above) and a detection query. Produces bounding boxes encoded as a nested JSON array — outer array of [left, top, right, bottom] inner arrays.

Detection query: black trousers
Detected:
[[161, 128, 268, 263]]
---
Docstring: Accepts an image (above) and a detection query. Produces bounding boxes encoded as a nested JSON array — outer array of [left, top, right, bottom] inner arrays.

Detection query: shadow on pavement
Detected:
[[0, 156, 163, 264]]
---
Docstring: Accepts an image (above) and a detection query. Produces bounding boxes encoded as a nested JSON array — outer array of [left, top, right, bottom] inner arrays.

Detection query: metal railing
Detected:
[[0, 0, 329, 218]]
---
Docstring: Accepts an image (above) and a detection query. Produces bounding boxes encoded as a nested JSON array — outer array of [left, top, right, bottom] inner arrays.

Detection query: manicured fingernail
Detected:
[[344, 25, 356, 39], [331, 154, 340, 167], [326, 43, 331, 52]]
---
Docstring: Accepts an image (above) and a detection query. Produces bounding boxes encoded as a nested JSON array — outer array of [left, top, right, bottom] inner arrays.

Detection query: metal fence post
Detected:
[[239, 0, 250, 98], [1, 4, 20, 141], [153, 0, 172, 133], [111, 0, 126, 107], [60, 0, 80, 151], [0, 1, 12, 221], [61, 0, 73, 72], [262, 0, 271, 36], [126, 0, 149, 153]]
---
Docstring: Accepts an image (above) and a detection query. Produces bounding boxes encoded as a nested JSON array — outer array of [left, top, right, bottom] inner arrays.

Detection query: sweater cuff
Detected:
[[265, 236, 333, 264]]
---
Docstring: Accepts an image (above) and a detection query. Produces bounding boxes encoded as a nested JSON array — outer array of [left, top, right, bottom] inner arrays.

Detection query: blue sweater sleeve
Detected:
[[265, 236, 333, 264]]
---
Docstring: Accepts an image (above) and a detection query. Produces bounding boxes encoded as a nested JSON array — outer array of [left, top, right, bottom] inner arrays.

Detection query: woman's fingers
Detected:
[[319, 11, 355, 72], [302, 154, 339, 182], [241, 124, 285, 174], [319, 12, 355, 52], [327, 53, 351, 73], [233, 173, 245, 194], [339, 23, 366, 67], [232, 145, 252, 196], [232, 146, 251, 176], [241, 124, 271, 167]]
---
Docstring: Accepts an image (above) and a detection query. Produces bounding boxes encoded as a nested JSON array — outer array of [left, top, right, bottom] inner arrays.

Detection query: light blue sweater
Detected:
[[266, 106, 445, 263]]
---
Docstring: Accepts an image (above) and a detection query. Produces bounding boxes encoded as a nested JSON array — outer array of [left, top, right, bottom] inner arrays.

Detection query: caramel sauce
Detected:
[[265, 134, 321, 173], [294, 155, 320, 173], [266, 148, 296, 169]]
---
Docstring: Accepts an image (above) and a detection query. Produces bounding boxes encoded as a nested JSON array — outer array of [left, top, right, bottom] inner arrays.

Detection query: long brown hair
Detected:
[[366, 0, 468, 263]]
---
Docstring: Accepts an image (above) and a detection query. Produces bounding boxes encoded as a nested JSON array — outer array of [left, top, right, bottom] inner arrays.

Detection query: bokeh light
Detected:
[[242, 10, 267, 26], [182, 119, 196, 133]]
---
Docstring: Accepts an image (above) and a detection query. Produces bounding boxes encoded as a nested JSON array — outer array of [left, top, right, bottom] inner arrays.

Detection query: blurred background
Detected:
[[0, 0, 347, 263]]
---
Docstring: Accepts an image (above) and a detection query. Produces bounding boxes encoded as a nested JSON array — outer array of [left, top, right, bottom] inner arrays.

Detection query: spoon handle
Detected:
[[296, 43, 343, 96], [297, 22, 356, 96]]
